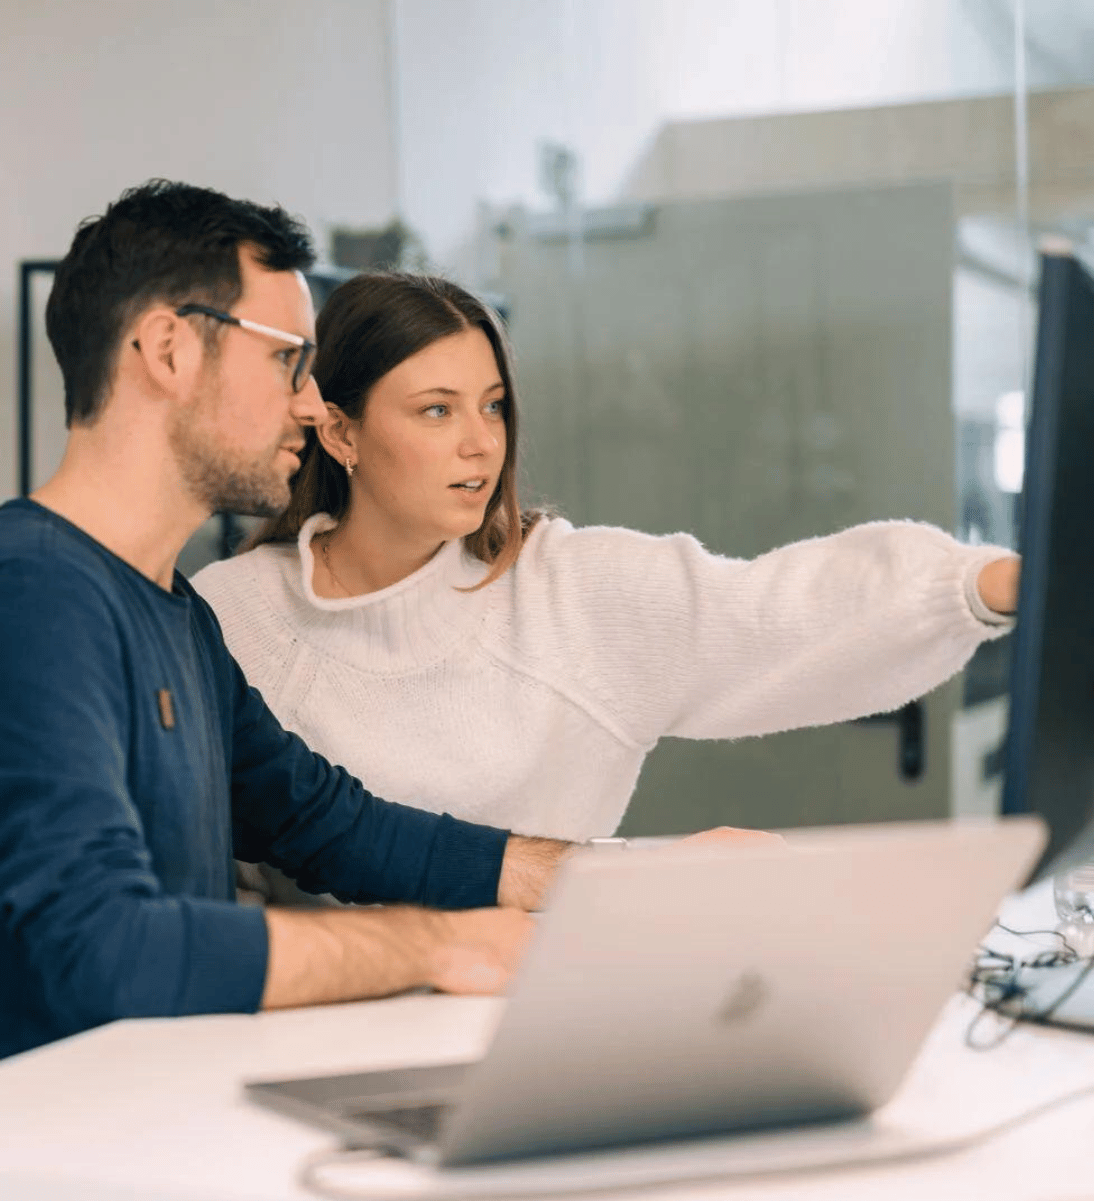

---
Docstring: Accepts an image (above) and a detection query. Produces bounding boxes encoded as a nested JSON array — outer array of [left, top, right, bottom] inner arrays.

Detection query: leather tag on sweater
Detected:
[[157, 689, 176, 730]]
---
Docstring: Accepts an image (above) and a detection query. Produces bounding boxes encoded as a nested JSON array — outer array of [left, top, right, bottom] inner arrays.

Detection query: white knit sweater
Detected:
[[192, 514, 1012, 842]]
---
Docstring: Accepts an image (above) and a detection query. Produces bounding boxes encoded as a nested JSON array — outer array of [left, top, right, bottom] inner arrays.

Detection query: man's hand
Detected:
[[425, 908, 535, 995], [977, 555, 1020, 615]]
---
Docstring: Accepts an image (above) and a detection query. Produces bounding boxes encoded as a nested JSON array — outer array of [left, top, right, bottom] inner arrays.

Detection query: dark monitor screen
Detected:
[[1001, 247, 1094, 884]]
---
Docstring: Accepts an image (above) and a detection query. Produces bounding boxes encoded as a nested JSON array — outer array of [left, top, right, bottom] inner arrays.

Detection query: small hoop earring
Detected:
[[345, 460, 356, 480]]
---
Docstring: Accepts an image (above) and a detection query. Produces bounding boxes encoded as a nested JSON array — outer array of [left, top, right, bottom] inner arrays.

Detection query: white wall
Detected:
[[0, 0, 398, 500], [392, 0, 1038, 273], [8, 1, 1088, 496]]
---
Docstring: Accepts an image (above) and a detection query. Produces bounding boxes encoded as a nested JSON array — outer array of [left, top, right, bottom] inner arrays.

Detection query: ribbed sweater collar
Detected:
[[272, 512, 491, 670]]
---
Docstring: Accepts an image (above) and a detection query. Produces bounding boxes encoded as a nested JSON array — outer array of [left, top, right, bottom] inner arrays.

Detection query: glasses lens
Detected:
[[294, 343, 316, 393]]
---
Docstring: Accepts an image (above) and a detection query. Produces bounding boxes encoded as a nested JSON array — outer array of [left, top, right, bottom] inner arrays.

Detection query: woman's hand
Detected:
[[678, 826, 786, 850], [977, 555, 1021, 616]]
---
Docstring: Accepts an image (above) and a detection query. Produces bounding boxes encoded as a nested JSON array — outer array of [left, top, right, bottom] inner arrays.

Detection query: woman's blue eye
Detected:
[[424, 404, 448, 417], [484, 399, 505, 416]]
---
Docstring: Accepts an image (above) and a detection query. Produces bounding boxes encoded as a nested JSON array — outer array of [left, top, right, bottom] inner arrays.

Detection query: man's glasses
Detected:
[[175, 303, 317, 393]]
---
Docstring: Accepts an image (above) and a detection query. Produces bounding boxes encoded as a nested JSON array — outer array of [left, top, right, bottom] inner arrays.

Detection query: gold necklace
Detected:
[[319, 531, 355, 597]]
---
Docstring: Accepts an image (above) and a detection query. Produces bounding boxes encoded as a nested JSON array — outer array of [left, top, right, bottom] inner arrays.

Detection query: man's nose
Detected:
[[291, 375, 327, 426]]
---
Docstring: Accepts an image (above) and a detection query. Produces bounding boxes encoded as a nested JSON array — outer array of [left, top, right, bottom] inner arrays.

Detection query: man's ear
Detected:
[[315, 404, 357, 462], [130, 307, 204, 398]]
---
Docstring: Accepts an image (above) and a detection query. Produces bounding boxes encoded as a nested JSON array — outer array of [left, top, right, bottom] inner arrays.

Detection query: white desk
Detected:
[[3, 890, 1094, 1201]]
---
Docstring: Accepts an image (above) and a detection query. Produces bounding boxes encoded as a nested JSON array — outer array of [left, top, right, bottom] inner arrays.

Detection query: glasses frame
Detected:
[[174, 302, 317, 393]]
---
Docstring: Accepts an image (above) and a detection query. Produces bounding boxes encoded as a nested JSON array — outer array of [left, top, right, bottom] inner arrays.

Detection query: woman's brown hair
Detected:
[[252, 271, 541, 588]]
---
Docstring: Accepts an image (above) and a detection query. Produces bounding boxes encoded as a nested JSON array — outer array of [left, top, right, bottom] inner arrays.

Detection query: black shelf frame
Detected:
[[17, 259, 62, 496]]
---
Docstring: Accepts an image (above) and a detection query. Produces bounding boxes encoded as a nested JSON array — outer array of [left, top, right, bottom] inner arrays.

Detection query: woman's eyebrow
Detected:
[[407, 381, 506, 400], [408, 386, 460, 399]]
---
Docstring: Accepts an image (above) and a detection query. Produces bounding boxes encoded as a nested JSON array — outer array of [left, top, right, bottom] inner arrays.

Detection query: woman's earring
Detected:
[[345, 460, 356, 480]]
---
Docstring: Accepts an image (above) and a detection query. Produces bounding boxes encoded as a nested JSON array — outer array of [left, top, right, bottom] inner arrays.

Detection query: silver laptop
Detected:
[[245, 817, 1043, 1166]]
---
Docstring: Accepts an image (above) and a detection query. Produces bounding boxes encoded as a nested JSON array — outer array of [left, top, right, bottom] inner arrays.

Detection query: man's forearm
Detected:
[[261, 902, 535, 1009], [261, 905, 444, 1009], [497, 835, 576, 910]]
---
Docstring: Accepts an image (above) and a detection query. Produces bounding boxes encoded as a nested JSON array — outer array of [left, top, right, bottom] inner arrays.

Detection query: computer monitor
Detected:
[[1001, 244, 1094, 884]]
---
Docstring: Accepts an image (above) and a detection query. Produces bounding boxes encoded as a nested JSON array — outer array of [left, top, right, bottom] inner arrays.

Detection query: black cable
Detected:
[[965, 920, 1094, 1047]]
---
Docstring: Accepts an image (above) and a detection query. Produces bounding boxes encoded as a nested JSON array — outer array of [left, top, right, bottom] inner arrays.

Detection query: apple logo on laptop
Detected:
[[715, 972, 769, 1025]]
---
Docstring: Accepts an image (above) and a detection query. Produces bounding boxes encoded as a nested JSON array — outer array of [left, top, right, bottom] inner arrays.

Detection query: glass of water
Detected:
[[1054, 861, 1094, 925]]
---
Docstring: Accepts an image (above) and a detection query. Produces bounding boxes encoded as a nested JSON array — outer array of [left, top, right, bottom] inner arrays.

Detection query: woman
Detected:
[[193, 271, 1017, 843]]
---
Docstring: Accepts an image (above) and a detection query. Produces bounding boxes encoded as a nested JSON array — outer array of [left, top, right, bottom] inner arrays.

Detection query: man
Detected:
[[0, 180, 606, 1059]]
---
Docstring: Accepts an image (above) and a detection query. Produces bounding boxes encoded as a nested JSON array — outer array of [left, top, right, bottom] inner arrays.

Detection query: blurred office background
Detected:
[[5, 0, 1091, 835]]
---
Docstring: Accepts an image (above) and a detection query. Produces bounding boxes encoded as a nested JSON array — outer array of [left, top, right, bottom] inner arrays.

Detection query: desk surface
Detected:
[[3, 887, 1094, 1201]]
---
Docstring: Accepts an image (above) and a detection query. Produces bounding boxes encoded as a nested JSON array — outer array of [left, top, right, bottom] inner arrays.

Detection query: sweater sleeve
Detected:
[[521, 519, 1013, 746], [0, 558, 268, 1045]]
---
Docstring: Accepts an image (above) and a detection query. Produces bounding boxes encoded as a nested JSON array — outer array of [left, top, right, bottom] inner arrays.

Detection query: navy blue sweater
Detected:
[[0, 500, 509, 1058]]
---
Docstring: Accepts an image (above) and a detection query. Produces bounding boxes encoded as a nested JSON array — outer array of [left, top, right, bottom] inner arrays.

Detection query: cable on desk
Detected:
[[965, 921, 1094, 1048], [295, 1079, 1094, 1200], [296, 1145, 678, 1201]]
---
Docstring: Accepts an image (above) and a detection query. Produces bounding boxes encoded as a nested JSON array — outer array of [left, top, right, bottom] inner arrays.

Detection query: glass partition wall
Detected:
[[379, 0, 1089, 835]]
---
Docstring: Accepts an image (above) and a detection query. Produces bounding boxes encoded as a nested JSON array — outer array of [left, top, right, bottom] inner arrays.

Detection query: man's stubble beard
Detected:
[[167, 370, 292, 519]]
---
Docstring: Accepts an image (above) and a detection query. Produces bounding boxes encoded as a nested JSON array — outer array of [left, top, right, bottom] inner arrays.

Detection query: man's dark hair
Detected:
[[46, 179, 315, 427]]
